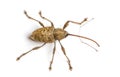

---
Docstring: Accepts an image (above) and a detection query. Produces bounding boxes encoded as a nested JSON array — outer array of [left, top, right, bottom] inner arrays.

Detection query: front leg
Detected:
[[63, 18, 87, 29], [58, 41, 72, 71]]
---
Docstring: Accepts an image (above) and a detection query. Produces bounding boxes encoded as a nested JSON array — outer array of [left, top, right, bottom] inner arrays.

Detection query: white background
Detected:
[[0, 0, 120, 77]]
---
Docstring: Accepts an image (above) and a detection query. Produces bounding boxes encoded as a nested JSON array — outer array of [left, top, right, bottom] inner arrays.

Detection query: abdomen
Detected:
[[31, 27, 55, 43]]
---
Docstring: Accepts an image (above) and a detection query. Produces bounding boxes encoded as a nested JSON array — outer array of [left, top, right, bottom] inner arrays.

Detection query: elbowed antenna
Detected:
[[68, 34, 100, 47]]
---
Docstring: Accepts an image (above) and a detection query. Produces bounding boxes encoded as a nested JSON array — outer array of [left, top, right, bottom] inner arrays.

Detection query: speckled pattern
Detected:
[[30, 27, 55, 43], [30, 27, 68, 43]]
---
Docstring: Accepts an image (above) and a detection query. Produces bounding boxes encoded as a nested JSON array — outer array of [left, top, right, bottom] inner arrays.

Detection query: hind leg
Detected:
[[24, 10, 45, 27], [16, 43, 46, 61], [39, 11, 54, 27]]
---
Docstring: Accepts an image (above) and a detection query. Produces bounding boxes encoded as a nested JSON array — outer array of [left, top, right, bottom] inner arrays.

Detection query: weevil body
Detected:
[[30, 27, 68, 43], [16, 10, 100, 71]]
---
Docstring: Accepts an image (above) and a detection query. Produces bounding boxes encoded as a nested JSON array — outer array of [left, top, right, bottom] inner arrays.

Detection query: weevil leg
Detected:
[[24, 10, 45, 27], [49, 42, 56, 70], [58, 41, 72, 71], [39, 11, 54, 27], [63, 18, 88, 29], [16, 43, 46, 61]]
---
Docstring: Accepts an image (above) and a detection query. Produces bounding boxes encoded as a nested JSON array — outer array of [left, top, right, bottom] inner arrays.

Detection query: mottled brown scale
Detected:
[[30, 27, 68, 43], [30, 27, 55, 43], [16, 10, 100, 71]]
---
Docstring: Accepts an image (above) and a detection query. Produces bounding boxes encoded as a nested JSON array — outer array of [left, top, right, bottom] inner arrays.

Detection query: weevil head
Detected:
[[53, 28, 68, 40]]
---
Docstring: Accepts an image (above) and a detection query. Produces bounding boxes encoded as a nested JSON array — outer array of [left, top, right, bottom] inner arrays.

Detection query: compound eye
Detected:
[[65, 33, 69, 37]]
